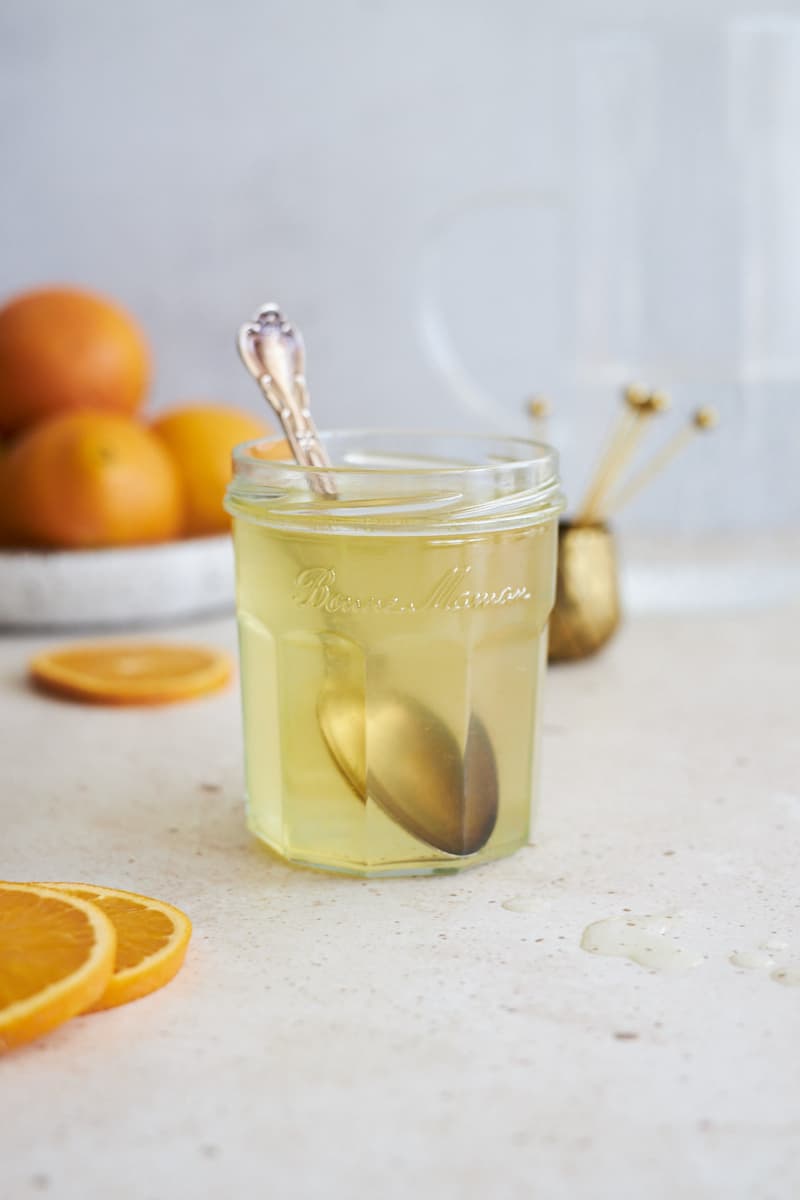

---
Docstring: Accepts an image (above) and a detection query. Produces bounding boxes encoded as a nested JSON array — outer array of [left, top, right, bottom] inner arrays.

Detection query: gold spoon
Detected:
[[237, 302, 499, 857], [318, 683, 498, 857]]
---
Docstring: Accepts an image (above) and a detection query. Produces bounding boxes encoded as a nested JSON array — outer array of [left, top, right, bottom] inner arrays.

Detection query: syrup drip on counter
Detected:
[[580, 913, 703, 972], [771, 967, 800, 988], [501, 896, 550, 914], [729, 949, 776, 970], [729, 941, 800, 985]]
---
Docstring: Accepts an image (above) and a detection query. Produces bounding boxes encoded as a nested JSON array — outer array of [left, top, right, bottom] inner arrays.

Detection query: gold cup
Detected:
[[548, 521, 621, 662]]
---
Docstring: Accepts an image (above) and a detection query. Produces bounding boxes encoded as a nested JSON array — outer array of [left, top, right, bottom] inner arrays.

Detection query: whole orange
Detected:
[[151, 404, 268, 536], [0, 446, 13, 546], [0, 287, 150, 436], [3, 411, 183, 549]]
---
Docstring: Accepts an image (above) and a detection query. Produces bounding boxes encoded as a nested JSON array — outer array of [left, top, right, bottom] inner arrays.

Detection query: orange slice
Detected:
[[0, 882, 116, 1052], [250, 436, 292, 461], [44, 884, 192, 1011], [29, 641, 232, 706]]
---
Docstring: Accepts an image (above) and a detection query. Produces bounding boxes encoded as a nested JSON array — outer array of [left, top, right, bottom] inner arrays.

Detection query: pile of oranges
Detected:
[[0, 286, 271, 549]]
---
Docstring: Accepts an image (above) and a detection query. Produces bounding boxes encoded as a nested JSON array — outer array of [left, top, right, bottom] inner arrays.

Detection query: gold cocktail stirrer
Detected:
[[604, 406, 720, 518], [550, 390, 718, 663], [575, 384, 649, 524], [578, 387, 670, 524], [525, 395, 551, 443]]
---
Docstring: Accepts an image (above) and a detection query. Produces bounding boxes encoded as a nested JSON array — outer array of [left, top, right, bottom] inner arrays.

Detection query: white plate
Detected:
[[0, 536, 235, 630]]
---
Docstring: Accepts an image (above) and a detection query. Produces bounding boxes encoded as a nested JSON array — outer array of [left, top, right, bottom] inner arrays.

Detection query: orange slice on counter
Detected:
[[29, 641, 232, 706], [0, 882, 116, 1052], [43, 884, 192, 1011]]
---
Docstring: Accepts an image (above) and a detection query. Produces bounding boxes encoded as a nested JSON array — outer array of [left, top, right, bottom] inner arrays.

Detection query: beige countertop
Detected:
[[2, 600, 799, 1200]]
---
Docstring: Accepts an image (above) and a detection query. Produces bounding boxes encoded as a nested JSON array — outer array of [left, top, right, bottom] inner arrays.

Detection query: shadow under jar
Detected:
[[225, 431, 564, 877]]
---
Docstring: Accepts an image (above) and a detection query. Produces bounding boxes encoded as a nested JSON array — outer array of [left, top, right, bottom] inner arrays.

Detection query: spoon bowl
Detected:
[[318, 683, 498, 857]]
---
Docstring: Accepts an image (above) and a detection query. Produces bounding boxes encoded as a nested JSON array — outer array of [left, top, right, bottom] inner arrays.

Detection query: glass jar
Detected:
[[225, 430, 564, 877]]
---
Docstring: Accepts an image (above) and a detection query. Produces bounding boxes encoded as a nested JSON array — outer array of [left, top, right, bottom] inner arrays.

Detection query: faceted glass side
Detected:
[[232, 511, 558, 876]]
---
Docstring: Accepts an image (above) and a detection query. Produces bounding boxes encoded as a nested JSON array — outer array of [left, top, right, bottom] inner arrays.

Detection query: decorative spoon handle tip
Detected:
[[236, 301, 336, 497]]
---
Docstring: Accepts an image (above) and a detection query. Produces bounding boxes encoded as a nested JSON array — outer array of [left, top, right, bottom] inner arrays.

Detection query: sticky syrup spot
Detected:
[[580, 913, 703, 972], [729, 950, 775, 970], [501, 896, 549, 914], [771, 967, 800, 988]]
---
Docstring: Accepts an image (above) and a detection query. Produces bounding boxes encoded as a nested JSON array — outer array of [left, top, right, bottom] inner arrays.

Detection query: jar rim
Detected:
[[227, 428, 565, 536], [232, 427, 559, 480]]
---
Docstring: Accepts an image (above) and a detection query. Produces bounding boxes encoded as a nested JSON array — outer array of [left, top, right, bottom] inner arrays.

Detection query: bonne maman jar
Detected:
[[225, 429, 564, 877]]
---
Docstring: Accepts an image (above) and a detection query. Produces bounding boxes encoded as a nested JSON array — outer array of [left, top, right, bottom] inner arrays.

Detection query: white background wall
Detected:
[[2, 0, 799, 532]]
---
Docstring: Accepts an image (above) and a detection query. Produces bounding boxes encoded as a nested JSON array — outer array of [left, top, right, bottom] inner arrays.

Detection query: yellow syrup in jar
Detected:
[[232, 516, 558, 876]]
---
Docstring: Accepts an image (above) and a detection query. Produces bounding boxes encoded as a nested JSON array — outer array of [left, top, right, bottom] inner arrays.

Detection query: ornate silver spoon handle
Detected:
[[237, 302, 337, 497]]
